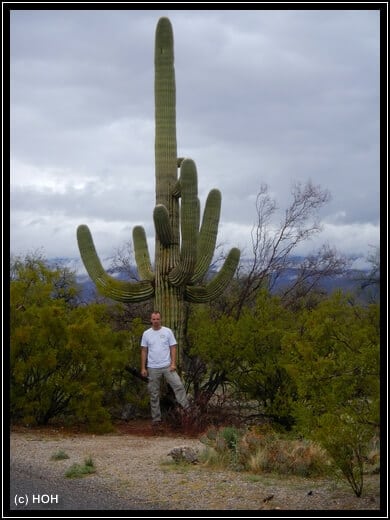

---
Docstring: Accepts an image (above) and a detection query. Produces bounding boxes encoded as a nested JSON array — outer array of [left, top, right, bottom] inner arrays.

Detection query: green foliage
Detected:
[[50, 450, 70, 461], [10, 253, 141, 431], [221, 425, 242, 451], [65, 457, 96, 478], [188, 289, 380, 495], [200, 426, 245, 469], [10, 244, 379, 499], [188, 291, 297, 427], [282, 291, 380, 496]]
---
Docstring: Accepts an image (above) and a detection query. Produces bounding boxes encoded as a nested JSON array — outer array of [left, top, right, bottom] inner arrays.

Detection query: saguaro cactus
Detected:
[[77, 17, 240, 363]]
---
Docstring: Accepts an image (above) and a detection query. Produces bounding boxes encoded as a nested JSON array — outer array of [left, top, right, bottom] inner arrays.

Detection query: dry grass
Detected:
[[246, 438, 330, 477]]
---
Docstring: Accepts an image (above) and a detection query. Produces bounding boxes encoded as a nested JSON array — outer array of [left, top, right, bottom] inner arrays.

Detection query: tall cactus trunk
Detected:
[[154, 18, 184, 359], [76, 16, 240, 376]]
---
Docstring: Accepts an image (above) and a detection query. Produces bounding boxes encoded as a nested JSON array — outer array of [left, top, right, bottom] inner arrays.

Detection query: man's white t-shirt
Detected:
[[140, 326, 177, 368]]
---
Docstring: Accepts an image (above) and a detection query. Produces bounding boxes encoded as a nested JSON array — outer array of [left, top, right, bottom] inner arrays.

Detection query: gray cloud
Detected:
[[10, 8, 380, 267]]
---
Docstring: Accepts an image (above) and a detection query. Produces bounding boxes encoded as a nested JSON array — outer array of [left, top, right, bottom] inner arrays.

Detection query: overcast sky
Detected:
[[9, 8, 380, 272]]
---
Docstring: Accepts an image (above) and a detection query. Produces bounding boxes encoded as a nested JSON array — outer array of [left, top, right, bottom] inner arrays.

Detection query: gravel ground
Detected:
[[10, 460, 160, 511], [8, 425, 382, 513]]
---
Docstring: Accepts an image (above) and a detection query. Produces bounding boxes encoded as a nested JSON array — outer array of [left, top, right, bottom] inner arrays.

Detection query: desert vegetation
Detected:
[[9, 244, 380, 497]]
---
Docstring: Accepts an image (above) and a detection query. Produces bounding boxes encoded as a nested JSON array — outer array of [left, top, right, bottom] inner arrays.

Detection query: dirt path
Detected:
[[8, 423, 382, 512]]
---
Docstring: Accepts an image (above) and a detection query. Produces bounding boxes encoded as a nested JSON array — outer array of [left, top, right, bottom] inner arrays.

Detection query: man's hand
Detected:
[[141, 368, 148, 378], [169, 364, 176, 371]]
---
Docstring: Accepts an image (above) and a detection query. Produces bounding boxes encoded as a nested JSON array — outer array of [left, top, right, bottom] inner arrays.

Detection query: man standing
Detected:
[[141, 311, 189, 426]]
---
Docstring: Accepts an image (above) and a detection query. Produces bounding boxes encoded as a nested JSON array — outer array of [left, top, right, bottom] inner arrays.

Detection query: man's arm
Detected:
[[141, 347, 148, 377], [169, 344, 177, 371]]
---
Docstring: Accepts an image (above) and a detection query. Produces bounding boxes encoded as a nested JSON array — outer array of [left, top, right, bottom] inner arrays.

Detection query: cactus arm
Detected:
[[168, 159, 199, 286], [133, 226, 154, 281], [190, 188, 222, 284], [184, 247, 240, 303], [153, 204, 174, 246], [77, 224, 154, 302]]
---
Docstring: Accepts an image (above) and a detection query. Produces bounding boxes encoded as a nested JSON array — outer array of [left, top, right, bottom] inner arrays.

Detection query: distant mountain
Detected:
[[49, 255, 377, 304]]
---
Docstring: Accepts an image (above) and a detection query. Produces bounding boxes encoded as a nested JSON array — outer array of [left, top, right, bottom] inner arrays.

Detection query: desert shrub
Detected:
[[50, 450, 70, 461], [200, 423, 331, 477], [200, 425, 245, 468], [247, 438, 330, 477], [65, 457, 96, 478], [282, 293, 379, 496]]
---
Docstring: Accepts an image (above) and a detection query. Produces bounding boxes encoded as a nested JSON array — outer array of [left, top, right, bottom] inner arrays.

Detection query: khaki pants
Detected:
[[147, 366, 189, 422]]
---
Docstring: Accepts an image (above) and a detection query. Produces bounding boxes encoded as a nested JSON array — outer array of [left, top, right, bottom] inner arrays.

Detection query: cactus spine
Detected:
[[77, 17, 240, 365]]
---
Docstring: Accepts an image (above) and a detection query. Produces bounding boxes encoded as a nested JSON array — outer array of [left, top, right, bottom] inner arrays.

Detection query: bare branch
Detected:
[[109, 240, 139, 281], [231, 182, 336, 317]]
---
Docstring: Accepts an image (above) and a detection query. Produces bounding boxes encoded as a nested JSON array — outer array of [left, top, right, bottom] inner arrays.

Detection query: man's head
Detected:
[[150, 311, 162, 330]]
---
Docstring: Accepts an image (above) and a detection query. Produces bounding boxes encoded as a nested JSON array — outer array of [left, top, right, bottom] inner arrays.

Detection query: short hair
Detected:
[[151, 311, 161, 317]]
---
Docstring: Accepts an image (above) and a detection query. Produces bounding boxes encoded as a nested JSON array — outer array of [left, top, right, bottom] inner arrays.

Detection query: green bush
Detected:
[[283, 292, 380, 496], [10, 253, 144, 431], [65, 457, 96, 478], [50, 450, 70, 461]]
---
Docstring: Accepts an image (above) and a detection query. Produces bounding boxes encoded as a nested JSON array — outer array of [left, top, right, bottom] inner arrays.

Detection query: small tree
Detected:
[[188, 290, 297, 427], [230, 182, 349, 317], [282, 292, 380, 496], [10, 253, 134, 431]]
